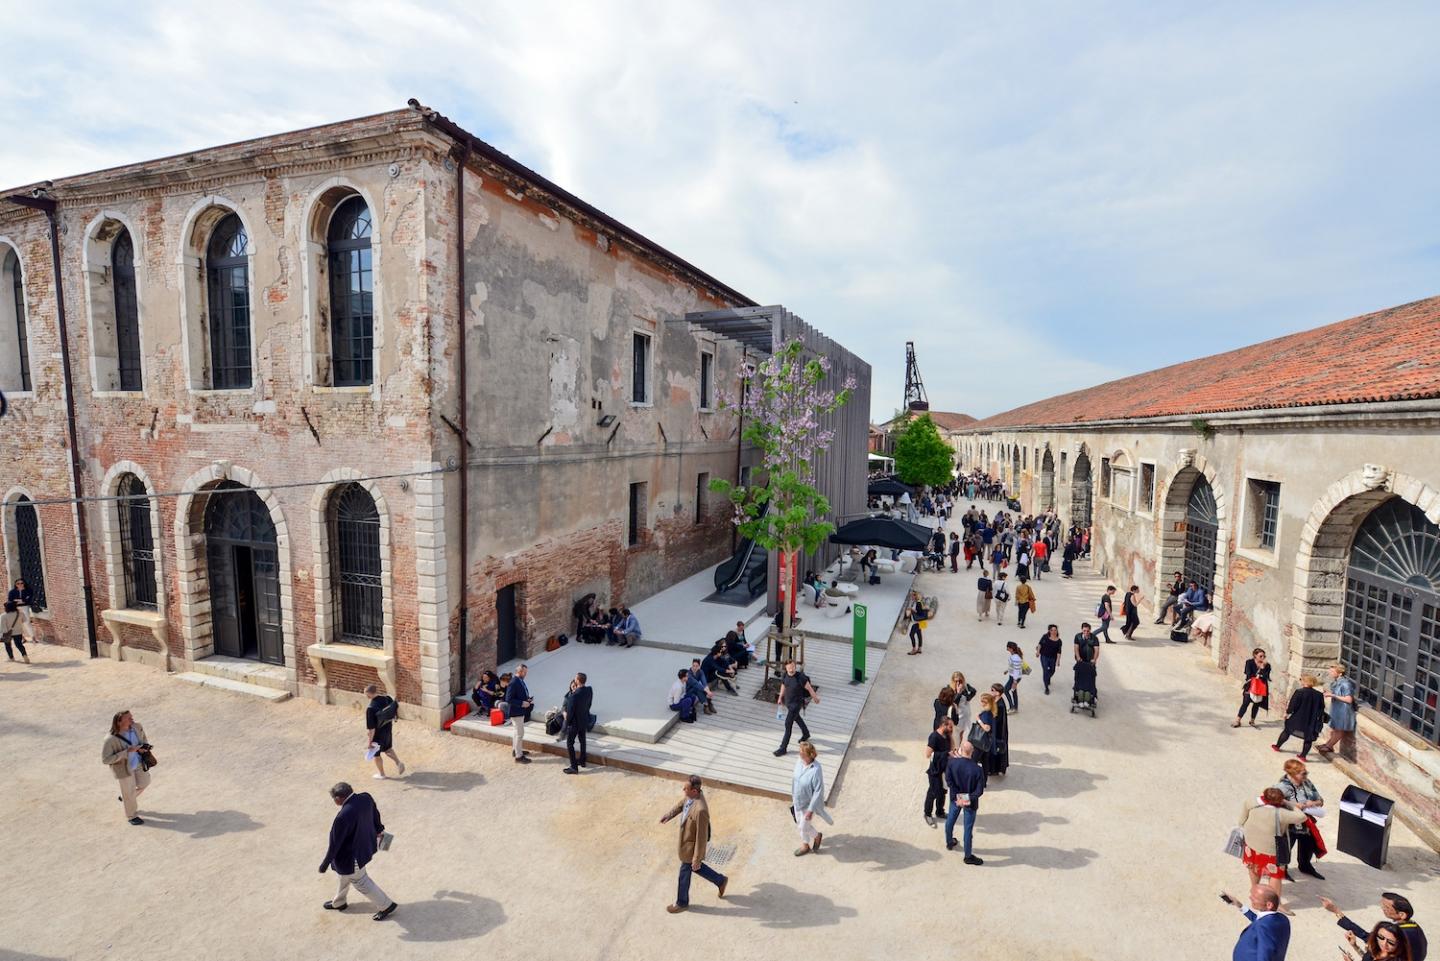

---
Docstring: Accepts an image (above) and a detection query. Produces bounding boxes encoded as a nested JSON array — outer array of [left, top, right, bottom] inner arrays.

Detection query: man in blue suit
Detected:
[[507, 664, 535, 764], [319, 782, 397, 921], [1227, 884, 1290, 961]]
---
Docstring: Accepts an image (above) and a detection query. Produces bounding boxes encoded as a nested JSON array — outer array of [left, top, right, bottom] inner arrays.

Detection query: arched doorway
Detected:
[[1071, 451, 1092, 528], [1011, 447, 1020, 493], [1184, 476, 1219, 597], [1342, 498, 1440, 742], [1040, 449, 1055, 510], [204, 482, 283, 664]]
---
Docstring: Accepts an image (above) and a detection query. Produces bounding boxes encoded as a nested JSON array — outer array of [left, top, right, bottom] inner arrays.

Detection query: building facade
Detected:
[[0, 104, 868, 726], [957, 297, 1440, 843]]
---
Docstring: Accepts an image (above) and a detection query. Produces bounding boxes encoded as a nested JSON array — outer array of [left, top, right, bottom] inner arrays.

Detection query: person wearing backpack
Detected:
[[975, 572, 993, 622], [993, 572, 1011, 625], [1095, 586, 1117, 644], [364, 684, 406, 780]]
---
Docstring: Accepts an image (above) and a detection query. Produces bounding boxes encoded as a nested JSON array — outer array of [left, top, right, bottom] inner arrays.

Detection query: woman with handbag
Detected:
[[969, 692, 997, 769], [984, 684, 1010, 776], [1317, 663, 1358, 758], [1003, 642, 1024, 713], [975, 573, 993, 622], [1014, 576, 1035, 629], [1233, 648, 1272, 728], [1239, 787, 1307, 911], [949, 672, 975, 751], [1120, 585, 1141, 640], [1275, 758, 1327, 880], [101, 710, 154, 826], [791, 741, 832, 856], [2, 577, 36, 660], [1273, 675, 1326, 760]]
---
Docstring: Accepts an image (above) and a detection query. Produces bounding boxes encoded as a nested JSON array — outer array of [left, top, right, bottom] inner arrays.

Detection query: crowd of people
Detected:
[[572, 593, 644, 647]]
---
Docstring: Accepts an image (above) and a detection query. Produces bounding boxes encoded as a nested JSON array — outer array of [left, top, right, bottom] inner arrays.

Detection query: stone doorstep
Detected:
[[187, 655, 290, 691], [172, 672, 292, 703]]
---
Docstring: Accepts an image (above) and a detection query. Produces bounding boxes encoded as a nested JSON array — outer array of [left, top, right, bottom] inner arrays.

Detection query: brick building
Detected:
[[0, 103, 869, 726], [955, 296, 1440, 841]]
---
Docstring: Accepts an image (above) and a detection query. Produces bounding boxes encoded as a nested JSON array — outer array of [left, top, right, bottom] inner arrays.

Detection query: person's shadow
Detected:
[[819, 835, 942, 871], [700, 882, 858, 927], [388, 889, 506, 942], [139, 810, 262, 839], [399, 770, 487, 792]]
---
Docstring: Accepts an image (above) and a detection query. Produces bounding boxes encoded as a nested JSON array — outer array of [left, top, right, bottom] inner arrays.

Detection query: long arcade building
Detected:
[[957, 296, 1440, 842], [0, 104, 870, 727]]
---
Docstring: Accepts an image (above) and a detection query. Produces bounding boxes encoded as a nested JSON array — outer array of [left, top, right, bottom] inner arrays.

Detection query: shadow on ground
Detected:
[[400, 770, 488, 792], [141, 809, 263, 839], [819, 834, 942, 871], [391, 890, 506, 942], [692, 882, 858, 927]]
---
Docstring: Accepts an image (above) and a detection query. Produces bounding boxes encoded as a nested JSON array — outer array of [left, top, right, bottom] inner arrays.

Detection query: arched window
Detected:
[[205, 214, 251, 389], [1343, 498, 1440, 744], [13, 495, 46, 610], [327, 197, 374, 387], [1184, 477, 1219, 596], [112, 229, 142, 391], [116, 473, 156, 609], [1, 249, 30, 392], [329, 484, 382, 647]]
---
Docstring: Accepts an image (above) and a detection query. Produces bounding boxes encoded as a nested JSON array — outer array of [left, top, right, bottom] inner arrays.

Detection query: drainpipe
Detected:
[[6, 189, 100, 658], [455, 145, 471, 695]]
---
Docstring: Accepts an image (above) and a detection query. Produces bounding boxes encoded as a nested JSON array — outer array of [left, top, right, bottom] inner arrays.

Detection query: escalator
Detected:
[[711, 508, 769, 603]]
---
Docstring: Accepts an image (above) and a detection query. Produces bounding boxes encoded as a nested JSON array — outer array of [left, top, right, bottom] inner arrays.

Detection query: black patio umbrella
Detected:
[[867, 478, 914, 497], [829, 515, 934, 552]]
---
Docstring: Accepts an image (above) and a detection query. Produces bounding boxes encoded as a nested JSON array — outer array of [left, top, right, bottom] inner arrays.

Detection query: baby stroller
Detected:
[[1071, 661, 1098, 717]]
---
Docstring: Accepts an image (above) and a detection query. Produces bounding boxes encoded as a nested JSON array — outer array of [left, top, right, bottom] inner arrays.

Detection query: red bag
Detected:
[[1306, 816, 1328, 858], [1249, 677, 1268, 698], [490, 707, 506, 726]]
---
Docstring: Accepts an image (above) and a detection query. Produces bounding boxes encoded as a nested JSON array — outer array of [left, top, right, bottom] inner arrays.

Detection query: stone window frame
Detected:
[[695, 471, 710, 525], [177, 197, 260, 395], [1107, 449, 1135, 513], [698, 347, 715, 412], [630, 329, 653, 407], [0, 237, 34, 397], [300, 179, 386, 394], [173, 462, 296, 687], [1137, 460, 1157, 517], [98, 462, 165, 612], [2, 486, 49, 619], [309, 468, 395, 654], [82, 212, 150, 396], [628, 480, 648, 547], [1237, 474, 1284, 566]]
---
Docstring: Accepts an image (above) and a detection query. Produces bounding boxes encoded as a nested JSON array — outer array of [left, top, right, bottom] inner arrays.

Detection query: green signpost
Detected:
[[852, 603, 867, 683]]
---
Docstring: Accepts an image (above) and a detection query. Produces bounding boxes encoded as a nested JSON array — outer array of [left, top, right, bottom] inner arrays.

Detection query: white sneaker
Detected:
[[372, 773, 387, 780]]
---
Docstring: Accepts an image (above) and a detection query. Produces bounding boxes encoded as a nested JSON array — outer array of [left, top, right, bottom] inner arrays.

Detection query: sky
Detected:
[[2, 1, 1437, 421]]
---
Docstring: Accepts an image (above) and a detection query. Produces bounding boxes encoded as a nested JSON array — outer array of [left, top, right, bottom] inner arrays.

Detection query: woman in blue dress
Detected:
[[1317, 663, 1358, 758]]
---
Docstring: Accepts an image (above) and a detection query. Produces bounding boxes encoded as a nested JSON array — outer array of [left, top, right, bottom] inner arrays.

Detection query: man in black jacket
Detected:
[[944, 741, 986, 864], [1322, 892, 1427, 961], [319, 782, 398, 921], [563, 673, 593, 774]]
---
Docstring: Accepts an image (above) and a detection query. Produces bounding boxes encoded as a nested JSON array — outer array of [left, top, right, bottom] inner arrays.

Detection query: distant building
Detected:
[[957, 297, 1440, 843]]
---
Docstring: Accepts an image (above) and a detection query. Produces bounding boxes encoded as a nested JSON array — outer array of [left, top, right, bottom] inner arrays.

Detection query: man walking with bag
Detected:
[[319, 782, 398, 921], [661, 775, 728, 913], [364, 684, 405, 780]]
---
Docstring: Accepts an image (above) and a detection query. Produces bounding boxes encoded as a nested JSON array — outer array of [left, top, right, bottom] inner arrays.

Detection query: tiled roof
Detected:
[[966, 296, 1440, 430], [928, 411, 978, 431]]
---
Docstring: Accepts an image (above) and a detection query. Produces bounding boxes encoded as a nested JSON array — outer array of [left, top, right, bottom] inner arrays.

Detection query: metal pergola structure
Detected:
[[674, 304, 838, 355]]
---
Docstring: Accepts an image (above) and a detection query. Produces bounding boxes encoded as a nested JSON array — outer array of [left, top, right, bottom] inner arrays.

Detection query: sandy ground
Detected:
[[3, 553, 1437, 961]]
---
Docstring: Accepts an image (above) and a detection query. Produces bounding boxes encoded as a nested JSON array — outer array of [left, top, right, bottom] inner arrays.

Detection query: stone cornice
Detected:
[[957, 399, 1440, 435]]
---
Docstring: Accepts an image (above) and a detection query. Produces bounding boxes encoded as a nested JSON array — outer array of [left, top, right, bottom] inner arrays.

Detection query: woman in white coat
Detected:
[[791, 740, 833, 856]]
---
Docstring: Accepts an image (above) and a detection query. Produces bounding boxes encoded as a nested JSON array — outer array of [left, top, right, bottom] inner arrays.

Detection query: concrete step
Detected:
[[173, 672, 292, 702], [187, 655, 290, 691]]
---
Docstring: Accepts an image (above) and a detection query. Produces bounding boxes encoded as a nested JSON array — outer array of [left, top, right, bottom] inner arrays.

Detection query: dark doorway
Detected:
[[496, 584, 518, 663], [204, 482, 284, 665]]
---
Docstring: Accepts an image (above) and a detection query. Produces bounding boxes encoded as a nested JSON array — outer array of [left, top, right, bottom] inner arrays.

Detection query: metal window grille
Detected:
[[1139, 464, 1155, 511], [628, 482, 646, 545], [695, 472, 709, 524], [14, 495, 46, 610], [1258, 481, 1280, 550], [330, 484, 383, 647], [1341, 499, 1440, 745], [113, 230, 143, 391], [327, 197, 374, 387], [116, 474, 157, 610], [10, 251, 30, 391], [205, 214, 252, 389], [700, 352, 713, 409], [1183, 478, 1219, 597], [632, 333, 650, 403]]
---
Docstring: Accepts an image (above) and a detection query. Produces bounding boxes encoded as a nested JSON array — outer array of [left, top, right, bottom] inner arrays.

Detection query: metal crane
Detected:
[[904, 341, 929, 413]]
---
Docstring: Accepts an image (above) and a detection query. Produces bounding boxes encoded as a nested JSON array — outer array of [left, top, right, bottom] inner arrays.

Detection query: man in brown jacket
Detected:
[[660, 775, 728, 913]]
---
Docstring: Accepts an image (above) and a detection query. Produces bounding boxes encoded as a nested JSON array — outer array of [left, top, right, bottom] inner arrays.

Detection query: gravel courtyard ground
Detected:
[[3, 559, 1436, 961]]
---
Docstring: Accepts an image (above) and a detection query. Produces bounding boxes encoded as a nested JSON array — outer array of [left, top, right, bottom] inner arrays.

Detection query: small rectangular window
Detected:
[[1140, 463, 1156, 512], [699, 351, 714, 410], [1100, 457, 1111, 498], [1247, 479, 1282, 551], [631, 332, 651, 404], [628, 481, 647, 546], [695, 472, 709, 524]]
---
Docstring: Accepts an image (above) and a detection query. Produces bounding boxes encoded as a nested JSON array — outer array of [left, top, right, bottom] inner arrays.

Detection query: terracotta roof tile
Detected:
[[928, 411, 978, 431], [966, 296, 1440, 430]]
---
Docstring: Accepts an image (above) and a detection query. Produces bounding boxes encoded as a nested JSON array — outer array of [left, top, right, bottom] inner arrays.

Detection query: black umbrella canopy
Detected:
[[867, 478, 914, 497], [829, 516, 934, 551]]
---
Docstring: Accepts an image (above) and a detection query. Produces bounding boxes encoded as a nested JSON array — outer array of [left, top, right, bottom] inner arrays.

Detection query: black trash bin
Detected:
[[1336, 785, 1394, 869]]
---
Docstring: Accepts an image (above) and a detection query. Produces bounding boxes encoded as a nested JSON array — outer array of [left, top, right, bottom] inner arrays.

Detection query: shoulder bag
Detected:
[[966, 720, 993, 754], [1272, 807, 1292, 867]]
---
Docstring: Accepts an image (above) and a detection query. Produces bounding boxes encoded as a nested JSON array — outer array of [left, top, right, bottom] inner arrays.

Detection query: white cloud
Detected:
[[1, 1, 1435, 418]]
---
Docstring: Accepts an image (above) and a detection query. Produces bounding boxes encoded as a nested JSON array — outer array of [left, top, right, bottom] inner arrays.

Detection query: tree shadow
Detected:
[[978, 811, 1068, 835], [819, 835, 943, 871], [977, 844, 1100, 869], [693, 882, 858, 927], [1008, 766, 1109, 799], [390, 889, 506, 942], [400, 770, 488, 792], [140, 809, 263, 839]]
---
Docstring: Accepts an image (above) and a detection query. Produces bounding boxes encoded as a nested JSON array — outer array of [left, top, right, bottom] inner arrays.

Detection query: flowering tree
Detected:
[[710, 338, 856, 640]]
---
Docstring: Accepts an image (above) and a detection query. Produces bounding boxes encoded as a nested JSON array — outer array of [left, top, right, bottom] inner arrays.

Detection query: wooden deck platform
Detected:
[[452, 635, 887, 800]]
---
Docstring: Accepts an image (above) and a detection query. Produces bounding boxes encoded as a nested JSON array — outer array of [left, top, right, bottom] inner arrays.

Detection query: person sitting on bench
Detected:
[[574, 593, 608, 644], [702, 642, 739, 695], [1175, 581, 1208, 621], [860, 549, 879, 583], [686, 659, 716, 715], [472, 670, 502, 712], [725, 629, 750, 669], [668, 670, 690, 710]]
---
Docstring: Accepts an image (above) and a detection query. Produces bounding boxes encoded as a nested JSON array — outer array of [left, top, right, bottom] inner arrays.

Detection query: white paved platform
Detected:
[[455, 634, 886, 799], [802, 557, 917, 645], [628, 561, 768, 651]]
